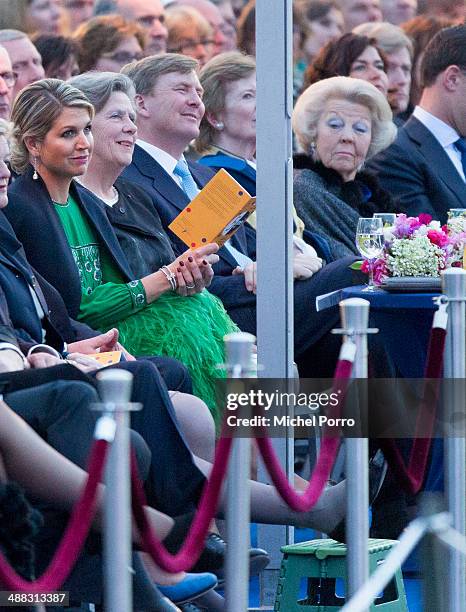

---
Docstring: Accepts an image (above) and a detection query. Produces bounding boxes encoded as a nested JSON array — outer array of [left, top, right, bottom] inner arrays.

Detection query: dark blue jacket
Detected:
[[368, 116, 466, 224], [6, 166, 133, 321]]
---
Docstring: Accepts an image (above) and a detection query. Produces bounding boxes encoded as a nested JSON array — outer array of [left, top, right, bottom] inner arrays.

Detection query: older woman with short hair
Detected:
[[293, 76, 398, 259], [73, 14, 145, 73]]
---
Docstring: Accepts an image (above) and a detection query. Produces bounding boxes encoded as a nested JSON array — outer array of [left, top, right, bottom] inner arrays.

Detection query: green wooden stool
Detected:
[[274, 538, 408, 611]]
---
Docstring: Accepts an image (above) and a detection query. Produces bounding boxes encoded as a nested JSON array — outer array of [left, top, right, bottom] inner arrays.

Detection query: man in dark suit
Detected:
[[122, 53, 359, 377], [368, 24, 466, 224]]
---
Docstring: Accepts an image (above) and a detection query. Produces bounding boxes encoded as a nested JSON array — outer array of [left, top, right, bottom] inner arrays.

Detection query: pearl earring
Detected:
[[215, 121, 224, 130], [32, 156, 38, 180]]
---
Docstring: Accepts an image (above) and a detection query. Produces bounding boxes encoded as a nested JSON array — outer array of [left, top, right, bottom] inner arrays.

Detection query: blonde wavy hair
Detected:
[[10, 78, 94, 174]]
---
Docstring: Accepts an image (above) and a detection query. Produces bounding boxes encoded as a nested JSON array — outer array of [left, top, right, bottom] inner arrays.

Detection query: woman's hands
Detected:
[[170, 243, 219, 297]]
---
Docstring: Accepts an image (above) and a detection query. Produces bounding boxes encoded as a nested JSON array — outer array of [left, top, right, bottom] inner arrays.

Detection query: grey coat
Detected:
[[294, 157, 396, 260]]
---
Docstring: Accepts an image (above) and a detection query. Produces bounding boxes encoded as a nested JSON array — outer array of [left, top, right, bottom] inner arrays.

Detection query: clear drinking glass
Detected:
[[356, 217, 384, 292]]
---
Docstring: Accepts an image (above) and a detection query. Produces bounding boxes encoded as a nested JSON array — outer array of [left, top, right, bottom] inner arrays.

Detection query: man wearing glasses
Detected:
[[0, 46, 15, 120]]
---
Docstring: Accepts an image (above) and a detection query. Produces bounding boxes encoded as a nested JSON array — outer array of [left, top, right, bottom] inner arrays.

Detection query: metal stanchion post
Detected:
[[442, 268, 466, 612], [96, 369, 140, 612], [224, 332, 255, 612], [339, 298, 370, 608]]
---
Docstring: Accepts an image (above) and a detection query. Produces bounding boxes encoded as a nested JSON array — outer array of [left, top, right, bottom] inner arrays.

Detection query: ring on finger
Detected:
[[186, 283, 196, 289]]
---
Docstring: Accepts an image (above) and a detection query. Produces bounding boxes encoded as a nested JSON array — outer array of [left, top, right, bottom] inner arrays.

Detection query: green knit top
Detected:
[[54, 194, 147, 329]]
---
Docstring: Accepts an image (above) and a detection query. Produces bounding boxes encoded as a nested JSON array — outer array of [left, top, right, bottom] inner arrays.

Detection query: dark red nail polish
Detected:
[[203, 260, 208, 265], [177, 268, 181, 273], [180, 261, 185, 266], [188, 256, 193, 263]]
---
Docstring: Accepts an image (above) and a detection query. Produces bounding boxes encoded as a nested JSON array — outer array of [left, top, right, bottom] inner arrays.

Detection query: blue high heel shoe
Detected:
[[157, 572, 217, 605]]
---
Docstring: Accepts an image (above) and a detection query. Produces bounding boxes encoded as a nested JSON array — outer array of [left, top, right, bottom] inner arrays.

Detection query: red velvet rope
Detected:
[[381, 325, 447, 494], [255, 357, 353, 512], [132, 354, 354, 571], [131, 434, 233, 573], [0, 439, 109, 592]]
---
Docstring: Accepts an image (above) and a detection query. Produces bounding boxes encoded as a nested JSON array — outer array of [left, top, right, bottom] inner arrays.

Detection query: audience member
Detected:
[[165, 5, 215, 67], [174, 0, 229, 55], [337, 0, 382, 31], [421, 0, 465, 23], [121, 53, 365, 380], [354, 22, 413, 123], [0, 46, 15, 120], [236, 0, 255, 55], [74, 15, 144, 73], [0, 0, 63, 35], [0, 30, 44, 99], [197, 51, 327, 290], [5, 78, 239, 419], [304, 33, 389, 97], [368, 24, 466, 223], [94, 0, 168, 55], [33, 34, 79, 80], [293, 76, 397, 259], [63, 0, 95, 31], [210, 0, 237, 51], [402, 14, 453, 109], [380, 0, 417, 25], [298, 1, 344, 65]]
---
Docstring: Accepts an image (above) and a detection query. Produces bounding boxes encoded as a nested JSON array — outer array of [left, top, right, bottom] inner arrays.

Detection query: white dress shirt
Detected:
[[412, 106, 465, 182]]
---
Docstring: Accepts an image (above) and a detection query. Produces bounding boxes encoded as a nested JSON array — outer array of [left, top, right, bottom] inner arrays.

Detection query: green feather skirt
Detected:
[[102, 290, 239, 424]]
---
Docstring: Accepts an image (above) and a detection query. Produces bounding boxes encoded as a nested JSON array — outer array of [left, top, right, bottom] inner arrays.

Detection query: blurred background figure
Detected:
[[354, 22, 413, 123], [0, 45, 14, 119], [210, 0, 237, 50], [304, 33, 389, 97], [298, 1, 344, 62], [337, 0, 382, 32], [63, 0, 95, 31], [294, 0, 344, 94], [419, 0, 465, 23], [380, 0, 417, 25], [173, 0, 229, 55], [0, 0, 64, 35], [401, 15, 453, 110], [236, 0, 255, 55], [166, 5, 215, 67], [230, 0, 248, 19], [94, 0, 168, 55], [74, 15, 144, 72], [32, 34, 79, 79], [0, 30, 44, 99]]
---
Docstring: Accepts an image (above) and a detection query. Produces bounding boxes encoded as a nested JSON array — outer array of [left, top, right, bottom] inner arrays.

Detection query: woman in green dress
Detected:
[[6, 78, 238, 422]]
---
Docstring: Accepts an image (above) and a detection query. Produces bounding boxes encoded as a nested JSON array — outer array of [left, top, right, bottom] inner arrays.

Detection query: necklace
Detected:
[[52, 195, 71, 207]]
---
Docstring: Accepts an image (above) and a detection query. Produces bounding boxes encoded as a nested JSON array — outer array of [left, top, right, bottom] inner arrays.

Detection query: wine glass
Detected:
[[356, 217, 384, 292], [373, 212, 396, 228]]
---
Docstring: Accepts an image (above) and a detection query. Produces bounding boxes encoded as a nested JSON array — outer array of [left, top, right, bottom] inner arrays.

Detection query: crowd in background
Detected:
[[0, 1, 465, 611]]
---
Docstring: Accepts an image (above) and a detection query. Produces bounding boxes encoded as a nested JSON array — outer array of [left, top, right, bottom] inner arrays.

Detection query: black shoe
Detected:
[[328, 449, 388, 543], [192, 533, 270, 577]]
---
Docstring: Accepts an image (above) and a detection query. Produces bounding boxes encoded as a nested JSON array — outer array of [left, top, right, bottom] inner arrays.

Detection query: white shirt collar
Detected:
[[136, 139, 179, 176], [413, 106, 460, 148]]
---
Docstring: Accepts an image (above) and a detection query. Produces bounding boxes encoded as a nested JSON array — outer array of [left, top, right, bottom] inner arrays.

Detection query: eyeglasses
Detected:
[[0, 71, 17, 88], [102, 51, 143, 64], [170, 39, 215, 54]]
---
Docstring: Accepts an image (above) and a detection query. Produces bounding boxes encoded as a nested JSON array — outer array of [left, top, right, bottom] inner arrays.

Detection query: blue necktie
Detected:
[[174, 158, 200, 200], [454, 137, 466, 181]]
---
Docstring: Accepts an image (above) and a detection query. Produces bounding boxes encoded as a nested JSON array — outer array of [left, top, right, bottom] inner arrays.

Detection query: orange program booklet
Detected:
[[168, 168, 256, 248]]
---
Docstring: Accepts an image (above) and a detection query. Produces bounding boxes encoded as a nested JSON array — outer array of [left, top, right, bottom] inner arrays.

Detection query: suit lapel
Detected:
[[405, 117, 466, 207], [133, 145, 190, 213]]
